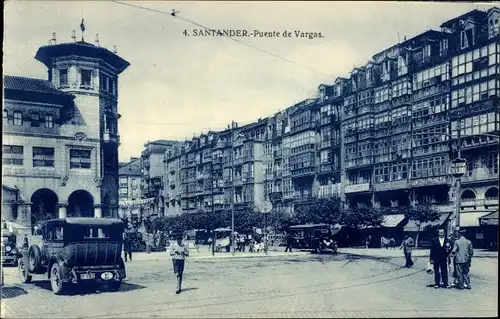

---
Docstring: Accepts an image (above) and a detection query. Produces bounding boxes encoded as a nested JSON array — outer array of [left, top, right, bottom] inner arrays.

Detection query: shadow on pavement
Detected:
[[181, 287, 198, 292], [31, 280, 146, 295], [1, 286, 28, 299]]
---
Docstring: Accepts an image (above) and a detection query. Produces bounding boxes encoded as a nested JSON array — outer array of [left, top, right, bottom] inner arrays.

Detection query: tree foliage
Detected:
[[404, 205, 440, 227], [340, 204, 384, 230], [294, 197, 342, 226]]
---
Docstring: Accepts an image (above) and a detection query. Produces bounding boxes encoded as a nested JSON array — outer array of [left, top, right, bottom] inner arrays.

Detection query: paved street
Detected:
[[1, 251, 497, 318]]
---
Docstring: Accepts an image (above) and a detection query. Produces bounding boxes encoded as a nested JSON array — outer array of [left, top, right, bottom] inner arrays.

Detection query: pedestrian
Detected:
[[207, 236, 213, 251], [365, 235, 372, 249], [169, 231, 189, 294], [448, 233, 458, 286], [22, 234, 29, 249], [429, 228, 452, 288], [123, 232, 132, 262], [285, 233, 294, 253], [399, 235, 414, 268], [452, 229, 474, 290]]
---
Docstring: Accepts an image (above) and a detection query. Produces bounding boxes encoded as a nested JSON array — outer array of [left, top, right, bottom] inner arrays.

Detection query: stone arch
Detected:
[[67, 190, 95, 217], [461, 189, 476, 200], [31, 188, 59, 225], [485, 187, 499, 200]]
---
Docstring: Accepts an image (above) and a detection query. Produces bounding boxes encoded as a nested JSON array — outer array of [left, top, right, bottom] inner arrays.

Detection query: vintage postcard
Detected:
[[2, 1, 498, 318]]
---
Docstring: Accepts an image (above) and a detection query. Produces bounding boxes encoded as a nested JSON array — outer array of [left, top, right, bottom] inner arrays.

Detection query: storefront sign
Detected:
[[345, 183, 370, 193]]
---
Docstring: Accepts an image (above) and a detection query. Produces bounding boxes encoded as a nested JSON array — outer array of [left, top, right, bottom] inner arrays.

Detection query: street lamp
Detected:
[[258, 201, 273, 255]]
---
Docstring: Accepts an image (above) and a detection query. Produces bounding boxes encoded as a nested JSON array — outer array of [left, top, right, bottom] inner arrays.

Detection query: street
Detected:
[[1, 251, 498, 318]]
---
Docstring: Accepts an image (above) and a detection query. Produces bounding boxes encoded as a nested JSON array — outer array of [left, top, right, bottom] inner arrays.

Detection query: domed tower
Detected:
[[34, 28, 130, 218]]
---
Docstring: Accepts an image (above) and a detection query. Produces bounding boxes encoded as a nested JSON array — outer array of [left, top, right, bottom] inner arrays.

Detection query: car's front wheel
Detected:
[[18, 260, 32, 284], [50, 263, 66, 295]]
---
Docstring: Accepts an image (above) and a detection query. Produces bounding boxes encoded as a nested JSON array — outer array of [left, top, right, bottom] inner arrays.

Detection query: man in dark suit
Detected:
[[429, 228, 452, 288]]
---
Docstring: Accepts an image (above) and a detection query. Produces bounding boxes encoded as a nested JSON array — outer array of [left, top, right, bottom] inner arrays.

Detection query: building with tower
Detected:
[[2, 28, 130, 231]]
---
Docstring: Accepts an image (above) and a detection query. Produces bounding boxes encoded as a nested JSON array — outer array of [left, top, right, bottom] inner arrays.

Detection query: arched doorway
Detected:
[[31, 189, 59, 225], [485, 187, 499, 200], [68, 190, 94, 217], [461, 189, 476, 201]]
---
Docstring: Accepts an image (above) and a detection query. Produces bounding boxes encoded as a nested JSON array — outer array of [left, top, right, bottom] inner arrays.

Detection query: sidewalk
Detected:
[[338, 247, 498, 259], [131, 247, 309, 261]]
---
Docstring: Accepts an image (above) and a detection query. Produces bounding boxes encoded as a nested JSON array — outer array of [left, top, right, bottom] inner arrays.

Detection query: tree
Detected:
[[404, 205, 440, 248], [340, 204, 384, 230], [294, 197, 342, 226]]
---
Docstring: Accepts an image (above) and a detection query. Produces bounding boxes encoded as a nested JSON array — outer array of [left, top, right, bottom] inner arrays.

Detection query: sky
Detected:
[[3, 1, 495, 161]]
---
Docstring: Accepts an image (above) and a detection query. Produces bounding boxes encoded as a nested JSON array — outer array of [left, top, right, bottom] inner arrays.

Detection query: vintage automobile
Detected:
[[17, 218, 126, 295], [288, 224, 341, 254], [213, 228, 233, 252], [1, 230, 19, 266]]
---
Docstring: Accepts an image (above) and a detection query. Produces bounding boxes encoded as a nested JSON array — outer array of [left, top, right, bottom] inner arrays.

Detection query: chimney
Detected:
[[71, 30, 77, 42], [95, 34, 100, 46], [113, 45, 117, 54], [52, 32, 57, 44]]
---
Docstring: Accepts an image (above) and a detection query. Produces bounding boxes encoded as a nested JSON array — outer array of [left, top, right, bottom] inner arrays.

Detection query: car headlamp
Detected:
[[5, 246, 12, 252]]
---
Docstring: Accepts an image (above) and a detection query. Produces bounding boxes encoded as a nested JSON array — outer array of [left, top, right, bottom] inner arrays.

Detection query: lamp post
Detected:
[[259, 201, 273, 255]]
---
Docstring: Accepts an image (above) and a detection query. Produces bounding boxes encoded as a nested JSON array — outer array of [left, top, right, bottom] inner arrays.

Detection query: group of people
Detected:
[[400, 228, 474, 290], [429, 228, 474, 290]]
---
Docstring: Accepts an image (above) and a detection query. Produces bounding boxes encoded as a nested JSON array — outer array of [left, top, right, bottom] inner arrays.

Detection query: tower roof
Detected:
[[35, 41, 130, 74]]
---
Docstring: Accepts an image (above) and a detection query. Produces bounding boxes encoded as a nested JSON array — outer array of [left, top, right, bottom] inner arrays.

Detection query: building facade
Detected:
[[159, 8, 498, 242], [118, 157, 142, 220], [140, 140, 181, 217], [3, 32, 129, 229]]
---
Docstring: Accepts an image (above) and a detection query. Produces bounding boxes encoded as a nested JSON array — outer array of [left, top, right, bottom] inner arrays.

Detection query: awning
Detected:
[[460, 212, 493, 227], [361, 214, 406, 229], [382, 214, 406, 227], [479, 211, 498, 226], [404, 213, 451, 232]]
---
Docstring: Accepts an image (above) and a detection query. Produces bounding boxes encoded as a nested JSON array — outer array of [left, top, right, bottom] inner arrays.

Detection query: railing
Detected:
[[462, 168, 499, 183]]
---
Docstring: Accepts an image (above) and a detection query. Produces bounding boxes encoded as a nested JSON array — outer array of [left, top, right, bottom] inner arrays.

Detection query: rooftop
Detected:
[[35, 41, 130, 74], [4, 75, 72, 96], [440, 9, 488, 29]]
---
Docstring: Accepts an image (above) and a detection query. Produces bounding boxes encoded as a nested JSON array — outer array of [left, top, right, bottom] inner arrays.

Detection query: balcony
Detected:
[[291, 167, 315, 178], [273, 150, 283, 158], [243, 155, 254, 163], [233, 157, 244, 166], [344, 183, 370, 194], [373, 179, 409, 192], [318, 163, 333, 174], [103, 131, 120, 144], [460, 134, 499, 150], [461, 168, 499, 184], [410, 175, 449, 187]]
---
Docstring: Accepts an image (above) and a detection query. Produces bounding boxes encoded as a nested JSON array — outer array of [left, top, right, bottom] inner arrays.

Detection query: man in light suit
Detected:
[[452, 230, 474, 290]]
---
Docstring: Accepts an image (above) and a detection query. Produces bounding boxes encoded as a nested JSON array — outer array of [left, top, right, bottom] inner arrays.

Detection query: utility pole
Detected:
[[231, 134, 236, 256]]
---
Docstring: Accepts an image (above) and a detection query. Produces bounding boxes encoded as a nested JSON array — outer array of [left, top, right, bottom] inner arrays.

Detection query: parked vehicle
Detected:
[[213, 228, 235, 252], [17, 218, 126, 295], [1, 230, 19, 266], [288, 224, 341, 254]]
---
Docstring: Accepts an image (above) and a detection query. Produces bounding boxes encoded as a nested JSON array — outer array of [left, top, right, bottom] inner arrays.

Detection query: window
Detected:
[[13, 111, 23, 126], [70, 149, 92, 169], [44, 114, 54, 128], [33, 147, 55, 167], [59, 69, 68, 86], [80, 69, 92, 87], [3, 109, 8, 120], [451, 80, 497, 108], [411, 156, 447, 178], [31, 112, 40, 127], [461, 28, 474, 49], [2, 145, 24, 166], [451, 112, 497, 137]]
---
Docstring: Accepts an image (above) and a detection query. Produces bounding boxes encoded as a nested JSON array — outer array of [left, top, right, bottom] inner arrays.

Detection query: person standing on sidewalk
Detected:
[[285, 233, 294, 253], [429, 228, 452, 288], [452, 230, 474, 290], [169, 231, 189, 294], [123, 232, 132, 262], [400, 235, 414, 268]]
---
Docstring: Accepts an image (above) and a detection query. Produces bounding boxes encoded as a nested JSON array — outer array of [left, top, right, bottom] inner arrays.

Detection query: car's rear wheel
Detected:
[[18, 260, 32, 284], [28, 245, 42, 273], [50, 263, 66, 295], [107, 279, 122, 292]]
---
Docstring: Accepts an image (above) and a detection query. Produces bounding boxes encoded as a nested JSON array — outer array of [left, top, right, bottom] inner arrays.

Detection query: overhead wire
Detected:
[[111, 1, 329, 77]]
